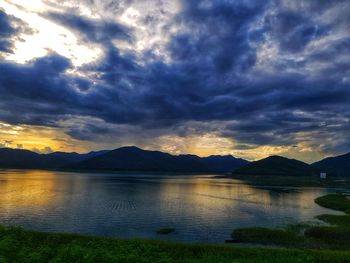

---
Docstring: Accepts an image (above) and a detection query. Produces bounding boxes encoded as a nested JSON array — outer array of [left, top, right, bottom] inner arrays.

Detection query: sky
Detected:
[[0, 0, 349, 162]]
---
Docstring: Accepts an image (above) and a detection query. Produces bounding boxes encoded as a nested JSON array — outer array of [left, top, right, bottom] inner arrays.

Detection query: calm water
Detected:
[[0, 170, 343, 243]]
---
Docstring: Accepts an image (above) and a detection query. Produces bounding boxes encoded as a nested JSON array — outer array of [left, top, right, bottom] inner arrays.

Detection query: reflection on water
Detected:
[[0, 170, 339, 243]]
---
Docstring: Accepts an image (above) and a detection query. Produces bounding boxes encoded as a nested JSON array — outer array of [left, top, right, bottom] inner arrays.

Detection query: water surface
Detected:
[[0, 170, 342, 243]]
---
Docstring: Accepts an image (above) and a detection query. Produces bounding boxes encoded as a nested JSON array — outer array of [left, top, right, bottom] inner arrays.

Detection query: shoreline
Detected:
[[2, 168, 350, 189]]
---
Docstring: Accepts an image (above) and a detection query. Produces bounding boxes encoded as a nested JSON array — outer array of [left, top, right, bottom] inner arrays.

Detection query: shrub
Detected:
[[304, 226, 350, 246], [157, 228, 175, 235], [232, 227, 302, 246]]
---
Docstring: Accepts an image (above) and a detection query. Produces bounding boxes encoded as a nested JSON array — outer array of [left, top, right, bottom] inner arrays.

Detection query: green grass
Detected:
[[304, 226, 350, 247], [314, 194, 350, 213], [0, 225, 350, 263], [157, 228, 175, 235], [231, 194, 350, 250], [285, 223, 311, 234], [306, 195, 350, 248], [232, 227, 303, 246], [316, 214, 350, 226]]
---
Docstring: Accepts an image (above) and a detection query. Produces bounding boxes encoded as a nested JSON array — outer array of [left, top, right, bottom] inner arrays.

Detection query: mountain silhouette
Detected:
[[0, 148, 108, 169], [0, 148, 45, 169], [0, 147, 248, 173], [312, 152, 350, 177], [1, 147, 349, 175], [67, 146, 249, 172], [45, 150, 110, 167], [232, 155, 315, 176]]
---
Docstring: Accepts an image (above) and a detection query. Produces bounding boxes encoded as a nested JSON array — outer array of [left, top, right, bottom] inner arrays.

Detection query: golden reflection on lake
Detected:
[[0, 170, 61, 207]]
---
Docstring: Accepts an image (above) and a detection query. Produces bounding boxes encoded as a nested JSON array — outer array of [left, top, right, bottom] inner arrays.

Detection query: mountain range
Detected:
[[0, 148, 108, 169], [67, 146, 249, 172], [0, 146, 348, 176], [0, 146, 248, 173]]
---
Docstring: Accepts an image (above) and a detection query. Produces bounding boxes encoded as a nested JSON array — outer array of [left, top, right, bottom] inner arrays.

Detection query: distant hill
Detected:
[[200, 155, 248, 173], [0, 148, 45, 169], [45, 150, 109, 167], [0, 148, 109, 169], [232, 155, 315, 176], [67, 146, 249, 173], [312, 152, 350, 177]]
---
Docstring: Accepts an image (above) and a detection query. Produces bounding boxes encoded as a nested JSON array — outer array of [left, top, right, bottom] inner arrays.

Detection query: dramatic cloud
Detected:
[[0, 0, 349, 161], [46, 12, 131, 44], [0, 8, 31, 54]]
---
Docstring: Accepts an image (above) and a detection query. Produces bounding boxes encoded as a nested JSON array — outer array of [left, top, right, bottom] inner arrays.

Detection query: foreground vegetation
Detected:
[[232, 194, 350, 250], [0, 225, 350, 263]]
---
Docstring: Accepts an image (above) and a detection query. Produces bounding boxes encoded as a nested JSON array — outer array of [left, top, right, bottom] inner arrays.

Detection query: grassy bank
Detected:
[[232, 194, 350, 250], [314, 194, 350, 212], [0, 225, 350, 263], [233, 226, 306, 247]]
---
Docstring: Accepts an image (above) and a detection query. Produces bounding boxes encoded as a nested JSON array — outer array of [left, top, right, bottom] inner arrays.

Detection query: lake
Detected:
[[0, 170, 343, 243]]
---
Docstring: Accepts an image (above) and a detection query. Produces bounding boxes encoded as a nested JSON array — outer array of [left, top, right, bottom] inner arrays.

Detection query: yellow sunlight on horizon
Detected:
[[0, 122, 324, 162], [0, 122, 84, 153]]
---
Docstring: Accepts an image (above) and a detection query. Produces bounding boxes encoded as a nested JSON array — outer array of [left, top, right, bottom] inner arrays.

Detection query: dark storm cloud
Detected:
[[46, 12, 131, 44], [66, 123, 114, 141], [1, 0, 350, 154], [169, 0, 268, 74], [262, 9, 329, 53], [0, 50, 146, 127], [0, 54, 78, 126], [0, 9, 15, 53], [0, 9, 31, 54]]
